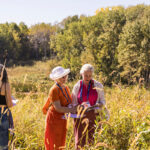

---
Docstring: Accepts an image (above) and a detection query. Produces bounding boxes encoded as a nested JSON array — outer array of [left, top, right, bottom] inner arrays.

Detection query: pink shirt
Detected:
[[77, 80, 98, 106], [72, 79, 105, 106]]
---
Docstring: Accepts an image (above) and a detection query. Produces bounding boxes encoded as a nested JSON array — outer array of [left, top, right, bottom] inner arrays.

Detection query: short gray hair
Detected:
[[80, 64, 94, 74]]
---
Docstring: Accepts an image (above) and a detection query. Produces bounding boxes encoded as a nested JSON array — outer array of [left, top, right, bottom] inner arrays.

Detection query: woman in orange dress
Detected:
[[43, 66, 77, 150]]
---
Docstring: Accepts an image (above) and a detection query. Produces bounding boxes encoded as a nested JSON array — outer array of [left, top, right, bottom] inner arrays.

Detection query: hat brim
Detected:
[[50, 69, 70, 80]]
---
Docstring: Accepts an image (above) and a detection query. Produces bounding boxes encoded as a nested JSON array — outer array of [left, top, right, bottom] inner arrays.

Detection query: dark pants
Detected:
[[0, 107, 9, 150], [74, 110, 99, 150]]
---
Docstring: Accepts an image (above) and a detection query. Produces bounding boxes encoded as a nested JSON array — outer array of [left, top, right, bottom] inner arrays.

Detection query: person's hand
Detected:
[[68, 104, 73, 108], [81, 102, 90, 108], [97, 102, 103, 108], [70, 106, 77, 114]]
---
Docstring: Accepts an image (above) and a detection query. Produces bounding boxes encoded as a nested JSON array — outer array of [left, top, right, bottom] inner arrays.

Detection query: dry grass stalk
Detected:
[[98, 121, 111, 135], [80, 107, 88, 118], [0, 107, 8, 116], [7, 110, 9, 116], [66, 113, 71, 129], [64, 113, 68, 119], [46, 138, 49, 145], [77, 105, 83, 118], [77, 145, 83, 150], [98, 121, 111, 126], [112, 82, 123, 91], [59, 146, 66, 149], [130, 132, 143, 148], [67, 112, 71, 119], [98, 128, 103, 135], [95, 142, 110, 148], [139, 78, 144, 85], [1, 106, 4, 114], [23, 74, 27, 85], [82, 118, 89, 134], [9, 137, 16, 150]]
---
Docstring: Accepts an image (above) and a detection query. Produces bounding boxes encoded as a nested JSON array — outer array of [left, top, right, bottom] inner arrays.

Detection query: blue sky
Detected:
[[0, 0, 150, 27]]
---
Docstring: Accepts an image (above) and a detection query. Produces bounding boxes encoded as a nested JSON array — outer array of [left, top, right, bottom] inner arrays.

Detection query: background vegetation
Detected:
[[0, 4, 150, 86], [0, 4, 150, 150], [8, 60, 149, 150]]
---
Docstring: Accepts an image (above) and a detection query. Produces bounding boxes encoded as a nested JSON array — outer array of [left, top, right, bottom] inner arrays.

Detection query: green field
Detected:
[[8, 61, 150, 150]]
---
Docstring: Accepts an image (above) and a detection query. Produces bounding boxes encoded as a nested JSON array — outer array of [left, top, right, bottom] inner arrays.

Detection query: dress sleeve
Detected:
[[71, 81, 80, 105], [94, 80, 106, 105], [42, 86, 59, 115], [42, 96, 51, 115], [49, 87, 60, 103]]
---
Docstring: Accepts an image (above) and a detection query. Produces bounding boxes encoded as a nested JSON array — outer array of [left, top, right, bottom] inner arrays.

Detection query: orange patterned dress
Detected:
[[43, 83, 72, 150]]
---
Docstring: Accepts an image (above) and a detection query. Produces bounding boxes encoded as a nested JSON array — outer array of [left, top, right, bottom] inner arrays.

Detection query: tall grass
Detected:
[[7, 61, 150, 150]]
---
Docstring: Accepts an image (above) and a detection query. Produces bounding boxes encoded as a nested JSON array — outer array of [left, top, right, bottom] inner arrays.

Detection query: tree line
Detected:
[[0, 5, 150, 85]]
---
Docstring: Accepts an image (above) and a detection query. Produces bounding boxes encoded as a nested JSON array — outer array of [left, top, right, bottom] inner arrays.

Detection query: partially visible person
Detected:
[[0, 64, 13, 150], [43, 66, 77, 150], [72, 64, 105, 150]]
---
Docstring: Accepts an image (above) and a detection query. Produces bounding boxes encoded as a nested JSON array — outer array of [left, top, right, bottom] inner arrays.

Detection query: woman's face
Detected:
[[82, 70, 93, 85], [56, 75, 68, 85]]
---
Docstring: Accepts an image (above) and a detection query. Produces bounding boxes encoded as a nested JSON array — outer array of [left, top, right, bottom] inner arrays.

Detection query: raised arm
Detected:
[[5, 82, 13, 108]]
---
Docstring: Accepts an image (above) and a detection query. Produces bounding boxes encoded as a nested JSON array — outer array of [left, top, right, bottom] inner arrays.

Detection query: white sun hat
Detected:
[[50, 66, 70, 80]]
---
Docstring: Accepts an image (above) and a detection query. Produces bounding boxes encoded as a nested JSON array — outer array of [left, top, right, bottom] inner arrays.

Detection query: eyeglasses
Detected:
[[62, 75, 68, 79]]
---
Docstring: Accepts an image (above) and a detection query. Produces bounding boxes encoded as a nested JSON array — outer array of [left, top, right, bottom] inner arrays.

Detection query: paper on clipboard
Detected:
[[62, 114, 80, 119], [80, 102, 100, 112], [11, 96, 19, 106], [62, 113, 85, 119], [62, 102, 101, 119]]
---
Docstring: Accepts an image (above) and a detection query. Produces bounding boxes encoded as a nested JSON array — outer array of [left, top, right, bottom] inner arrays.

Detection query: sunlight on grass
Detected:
[[6, 61, 150, 150]]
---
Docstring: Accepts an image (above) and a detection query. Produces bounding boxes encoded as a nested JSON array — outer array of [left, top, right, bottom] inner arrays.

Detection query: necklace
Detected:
[[56, 83, 71, 103], [80, 80, 91, 102]]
